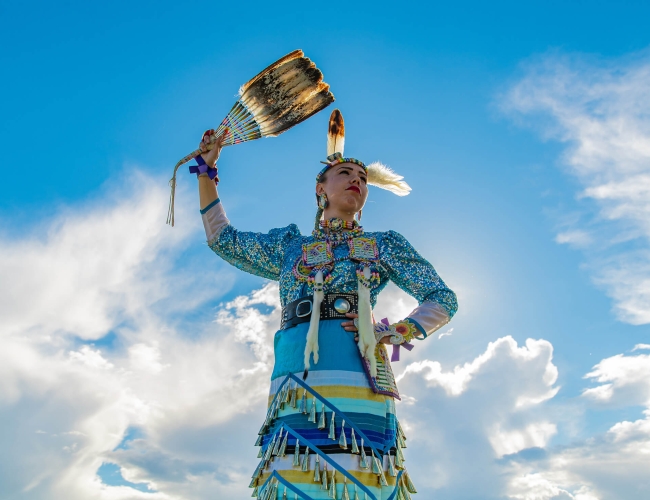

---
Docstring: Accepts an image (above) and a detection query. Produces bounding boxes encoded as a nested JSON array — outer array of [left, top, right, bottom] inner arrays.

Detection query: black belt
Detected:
[[281, 293, 358, 330]]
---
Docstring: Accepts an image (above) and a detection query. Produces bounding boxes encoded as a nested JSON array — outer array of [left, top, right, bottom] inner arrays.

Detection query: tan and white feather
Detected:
[[326, 109, 345, 156]]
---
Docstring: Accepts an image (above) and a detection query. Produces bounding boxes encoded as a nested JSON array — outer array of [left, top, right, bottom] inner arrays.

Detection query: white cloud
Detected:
[[502, 50, 650, 324], [505, 349, 650, 500], [0, 175, 269, 499], [3, 170, 650, 499]]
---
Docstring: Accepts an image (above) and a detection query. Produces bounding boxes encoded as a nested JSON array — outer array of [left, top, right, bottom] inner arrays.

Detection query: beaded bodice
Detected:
[[209, 221, 458, 317]]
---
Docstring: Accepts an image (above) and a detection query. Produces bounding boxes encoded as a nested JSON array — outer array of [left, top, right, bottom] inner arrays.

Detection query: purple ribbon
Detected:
[[189, 155, 219, 181]]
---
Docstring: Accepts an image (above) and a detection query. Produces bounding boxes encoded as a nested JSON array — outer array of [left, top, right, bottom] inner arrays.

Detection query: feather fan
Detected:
[[367, 162, 412, 196], [326, 109, 345, 156], [167, 49, 335, 226]]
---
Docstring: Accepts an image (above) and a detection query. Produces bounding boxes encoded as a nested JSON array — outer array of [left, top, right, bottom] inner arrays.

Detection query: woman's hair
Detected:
[[314, 169, 329, 229]]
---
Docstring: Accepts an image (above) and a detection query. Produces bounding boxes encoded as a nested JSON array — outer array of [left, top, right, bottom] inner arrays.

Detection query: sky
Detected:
[[1, 1, 650, 499]]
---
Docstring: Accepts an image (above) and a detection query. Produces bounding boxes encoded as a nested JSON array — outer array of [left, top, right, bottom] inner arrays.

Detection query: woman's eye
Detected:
[[360, 177, 367, 183]]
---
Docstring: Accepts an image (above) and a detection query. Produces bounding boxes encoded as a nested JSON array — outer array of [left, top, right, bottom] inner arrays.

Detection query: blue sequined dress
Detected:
[[202, 199, 457, 500]]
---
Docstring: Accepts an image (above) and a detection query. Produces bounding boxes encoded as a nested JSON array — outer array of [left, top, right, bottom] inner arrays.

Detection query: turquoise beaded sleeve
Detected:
[[379, 230, 458, 318], [209, 224, 301, 281]]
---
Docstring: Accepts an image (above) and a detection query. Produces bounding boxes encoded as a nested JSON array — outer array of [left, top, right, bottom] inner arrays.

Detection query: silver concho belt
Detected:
[[280, 293, 359, 330]]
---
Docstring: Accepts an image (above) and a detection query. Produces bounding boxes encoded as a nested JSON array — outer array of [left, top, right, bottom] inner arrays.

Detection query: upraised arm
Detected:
[[195, 130, 300, 281]]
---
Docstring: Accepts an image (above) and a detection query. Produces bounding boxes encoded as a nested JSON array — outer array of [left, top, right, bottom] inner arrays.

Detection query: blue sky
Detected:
[[2, 1, 650, 499]]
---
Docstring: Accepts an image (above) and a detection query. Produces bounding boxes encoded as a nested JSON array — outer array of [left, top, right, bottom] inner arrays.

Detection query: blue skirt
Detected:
[[250, 320, 417, 500]]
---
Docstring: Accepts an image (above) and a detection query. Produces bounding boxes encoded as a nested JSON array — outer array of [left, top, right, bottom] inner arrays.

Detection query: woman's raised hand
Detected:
[[199, 128, 228, 167]]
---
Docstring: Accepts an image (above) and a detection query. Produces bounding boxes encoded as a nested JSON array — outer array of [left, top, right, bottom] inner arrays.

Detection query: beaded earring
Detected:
[[318, 193, 329, 210], [356, 209, 362, 222]]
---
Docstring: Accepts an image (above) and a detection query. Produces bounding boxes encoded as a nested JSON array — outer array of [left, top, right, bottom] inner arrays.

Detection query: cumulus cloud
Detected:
[[503, 349, 650, 500], [0, 175, 273, 499], [393, 336, 562, 499], [502, 50, 650, 324]]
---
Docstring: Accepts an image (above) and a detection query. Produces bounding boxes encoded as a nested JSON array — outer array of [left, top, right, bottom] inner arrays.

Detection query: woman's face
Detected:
[[316, 163, 369, 215]]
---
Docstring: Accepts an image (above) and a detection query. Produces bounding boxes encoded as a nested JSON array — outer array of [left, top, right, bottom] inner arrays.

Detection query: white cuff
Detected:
[[201, 199, 230, 242], [406, 301, 450, 336]]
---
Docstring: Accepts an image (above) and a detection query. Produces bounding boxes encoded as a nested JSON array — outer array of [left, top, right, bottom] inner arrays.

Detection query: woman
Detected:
[[194, 110, 457, 500]]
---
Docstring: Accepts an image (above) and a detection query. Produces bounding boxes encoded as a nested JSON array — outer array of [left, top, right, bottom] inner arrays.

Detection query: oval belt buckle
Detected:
[[333, 297, 351, 314], [295, 300, 313, 318]]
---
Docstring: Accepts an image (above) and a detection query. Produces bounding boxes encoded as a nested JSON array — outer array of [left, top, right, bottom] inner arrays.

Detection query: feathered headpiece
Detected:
[[167, 49, 335, 226], [316, 109, 411, 196]]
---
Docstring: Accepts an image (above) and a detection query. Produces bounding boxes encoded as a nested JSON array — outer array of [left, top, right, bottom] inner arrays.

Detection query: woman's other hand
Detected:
[[343, 312, 390, 344]]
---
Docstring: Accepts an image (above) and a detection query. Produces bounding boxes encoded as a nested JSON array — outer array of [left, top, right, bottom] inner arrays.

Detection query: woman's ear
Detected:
[[316, 183, 325, 196]]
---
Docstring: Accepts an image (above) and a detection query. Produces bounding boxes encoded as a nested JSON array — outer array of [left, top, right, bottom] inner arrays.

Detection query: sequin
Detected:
[[209, 224, 458, 318]]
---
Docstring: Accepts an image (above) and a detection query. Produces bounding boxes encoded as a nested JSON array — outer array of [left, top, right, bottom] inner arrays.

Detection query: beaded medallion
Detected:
[[348, 236, 378, 262], [302, 241, 333, 266]]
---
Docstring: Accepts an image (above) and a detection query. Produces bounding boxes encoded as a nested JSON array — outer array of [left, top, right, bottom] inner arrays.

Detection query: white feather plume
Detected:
[[367, 162, 411, 196]]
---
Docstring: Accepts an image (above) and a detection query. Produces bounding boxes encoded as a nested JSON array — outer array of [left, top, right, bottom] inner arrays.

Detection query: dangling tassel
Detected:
[[289, 382, 297, 409], [293, 439, 301, 466], [309, 398, 317, 423], [318, 403, 327, 429], [353, 484, 361, 500], [396, 442, 405, 463], [272, 429, 283, 456], [283, 382, 291, 404], [322, 463, 329, 490], [350, 428, 359, 454], [342, 477, 351, 500], [339, 420, 348, 449], [371, 451, 381, 475], [300, 389, 307, 414], [359, 439, 369, 469], [388, 451, 397, 477], [328, 470, 336, 499], [264, 434, 276, 461], [302, 447, 311, 472], [278, 431, 289, 457], [397, 420, 408, 448], [314, 454, 321, 482], [403, 471, 418, 493], [304, 270, 324, 378], [329, 411, 337, 440], [357, 266, 377, 377], [394, 446, 404, 469], [282, 485, 288, 500]]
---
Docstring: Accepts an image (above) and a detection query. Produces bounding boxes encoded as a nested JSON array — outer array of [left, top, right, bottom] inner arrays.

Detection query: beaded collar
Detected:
[[312, 218, 363, 245], [319, 218, 359, 231]]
